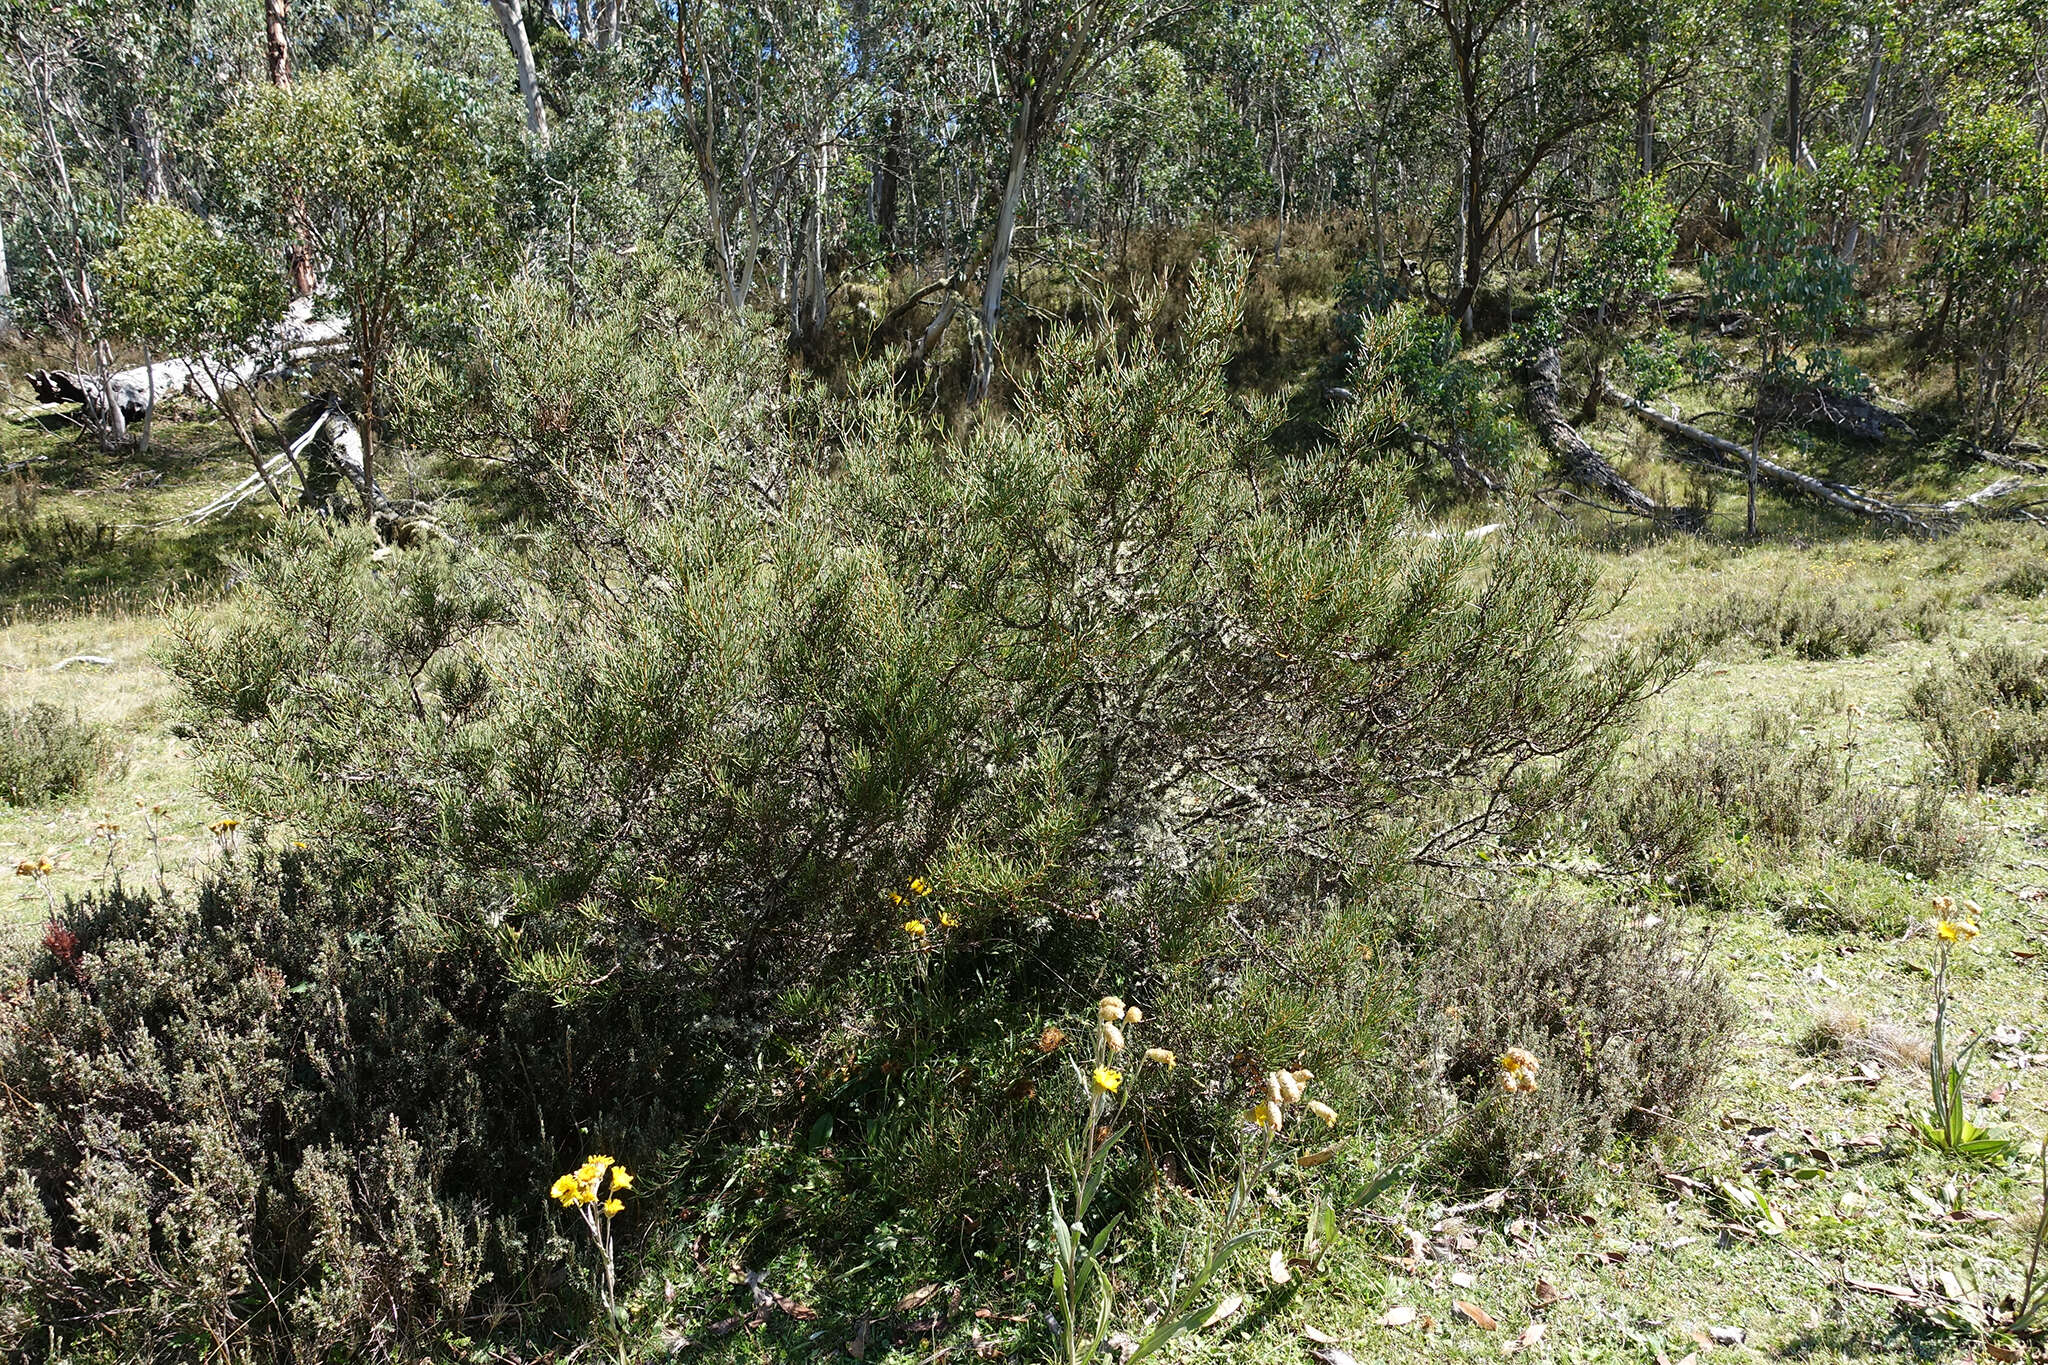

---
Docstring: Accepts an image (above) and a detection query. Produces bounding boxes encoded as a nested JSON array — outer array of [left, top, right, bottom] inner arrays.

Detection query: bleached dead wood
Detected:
[[29, 298, 348, 421], [1599, 377, 1936, 535], [1967, 444, 2048, 476], [176, 400, 357, 524]]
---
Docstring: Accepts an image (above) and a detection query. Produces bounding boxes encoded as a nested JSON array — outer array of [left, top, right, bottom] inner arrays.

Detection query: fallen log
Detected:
[[1965, 444, 2048, 476], [1912, 475, 2048, 517], [28, 299, 348, 422], [1599, 377, 1936, 535], [175, 413, 329, 525], [174, 398, 390, 525], [1523, 347, 1659, 517]]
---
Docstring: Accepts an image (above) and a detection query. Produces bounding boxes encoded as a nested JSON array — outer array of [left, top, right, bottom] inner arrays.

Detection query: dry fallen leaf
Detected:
[[1451, 1270, 1477, 1289], [1843, 1274, 1918, 1300], [1534, 1280, 1569, 1304], [1301, 1325, 1339, 1344], [1454, 1300, 1498, 1330], [897, 1284, 942, 1313], [1506, 1322, 1548, 1354], [1379, 1304, 1418, 1328], [1201, 1295, 1243, 1331], [1310, 1349, 1362, 1365], [1270, 1249, 1292, 1285]]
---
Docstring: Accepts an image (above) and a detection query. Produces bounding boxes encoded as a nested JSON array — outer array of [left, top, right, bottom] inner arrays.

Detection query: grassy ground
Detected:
[[9, 340, 2048, 1362], [2, 397, 270, 936]]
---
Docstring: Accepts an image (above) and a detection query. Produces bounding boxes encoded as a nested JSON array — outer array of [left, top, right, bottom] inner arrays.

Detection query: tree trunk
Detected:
[[490, 0, 550, 147], [129, 105, 167, 202], [793, 126, 830, 352], [0, 214, 13, 338], [264, 0, 318, 296], [1839, 44, 1882, 261], [264, 0, 290, 84], [1366, 134, 1385, 276], [1635, 45, 1654, 175], [1524, 346, 1660, 517], [1785, 36, 1802, 167], [1455, 125, 1484, 341], [1747, 405, 1761, 538], [876, 103, 904, 251], [1753, 66, 1783, 172], [969, 88, 1033, 405]]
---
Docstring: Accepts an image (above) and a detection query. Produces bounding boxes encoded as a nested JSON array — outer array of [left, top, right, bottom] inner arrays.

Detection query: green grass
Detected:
[[0, 389, 278, 940]]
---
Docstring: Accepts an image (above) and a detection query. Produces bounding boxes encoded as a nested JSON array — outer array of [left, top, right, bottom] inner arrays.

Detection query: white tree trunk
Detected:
[[130, 105, 167, 202], [970, 90, 1033, 405], [489, 0, 550, 147], [0, 214, 13, 337], [1839, 45, 1882, 261]]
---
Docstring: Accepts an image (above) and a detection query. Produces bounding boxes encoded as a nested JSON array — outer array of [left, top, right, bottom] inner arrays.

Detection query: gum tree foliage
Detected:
[[1562, 176, 1677, 412], [1341, 300, 1518, 483], [219, 52, 502, 488], [1921, 103, 2048, 446], [95, 203, 293, 494], [1705, 161, 1858, 537]]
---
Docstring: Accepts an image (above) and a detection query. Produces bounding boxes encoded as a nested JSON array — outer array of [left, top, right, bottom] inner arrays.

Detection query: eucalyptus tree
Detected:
[[1705, 161, 1858, 537], [668, 0, 867, 347], [1429, 0, 1707, 338], [95, 204, 294, 497], [949, 0, 1191, 401], [221, 52, 503, 498], [1921, 102, 2048, 446]]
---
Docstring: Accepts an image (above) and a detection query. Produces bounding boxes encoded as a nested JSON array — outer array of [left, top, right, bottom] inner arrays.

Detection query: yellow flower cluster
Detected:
[[14, 858, 54, 878], [897, 876, 960, 940], [1249, 1067, 1335, 1133], [550, 1155, 633, 1218], [1085, 997, 1177, 1097], [209, 817, 240, 835], [1930, 894, 1983, 944], [1498, 1047, 1541, 1094]]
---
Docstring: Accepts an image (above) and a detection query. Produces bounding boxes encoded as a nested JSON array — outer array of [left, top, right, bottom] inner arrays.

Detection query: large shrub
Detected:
[[156, 263, 1686, 1271]]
